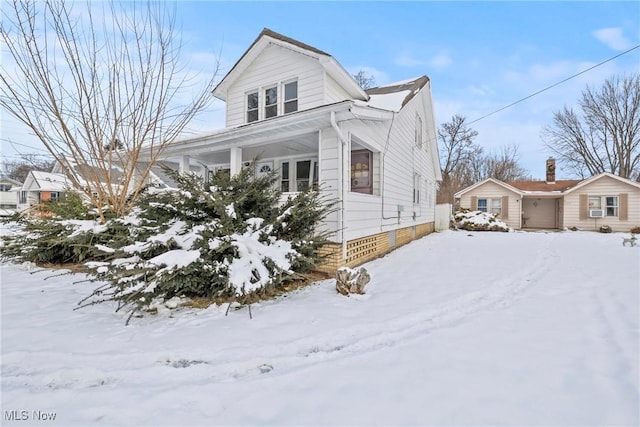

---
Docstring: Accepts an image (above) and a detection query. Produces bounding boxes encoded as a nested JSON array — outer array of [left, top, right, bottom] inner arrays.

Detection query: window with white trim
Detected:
[[491, 198, 502, 216], [19, 191, 27, 204], [284, 81, 298, 114], [279, 159, 318, 192], [589, 195, 618, 217], [246, 91, 259, 123], [413, 173, 421, 204], [477, 198, 488, 212], [606, 196, 619, 217], [351, 150, 373, 195], [264, 86, 278, 118]]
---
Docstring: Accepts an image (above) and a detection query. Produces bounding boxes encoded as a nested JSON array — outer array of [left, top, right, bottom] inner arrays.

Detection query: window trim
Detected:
[[279, 157, 318, 193], [351, 149, 373, 195], [246, 90, 259, 123], [477, 198, 488, 212], [283, 80, 298, 114], [491, 197, 502, 216], [413, 173, 421, 204], [264, 85, 278, 119], [589, 195, 619, 217]]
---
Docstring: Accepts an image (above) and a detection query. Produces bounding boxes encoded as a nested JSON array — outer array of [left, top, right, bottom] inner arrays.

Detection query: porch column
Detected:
[[179, 155, 190, 174], [230, 147, 242, 177]]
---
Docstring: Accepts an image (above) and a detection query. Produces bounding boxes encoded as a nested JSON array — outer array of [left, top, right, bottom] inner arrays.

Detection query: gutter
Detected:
[[330, 111, 349, 261]]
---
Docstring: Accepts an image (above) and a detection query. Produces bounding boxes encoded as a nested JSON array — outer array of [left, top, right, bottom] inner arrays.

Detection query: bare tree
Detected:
[[480, 144, 530, 182], [353, 70, 377, 90], [0, 0, 219, 221], [437, 115, 481, 203], [1, 154, 55, 182], [543, 73, 640, 180]]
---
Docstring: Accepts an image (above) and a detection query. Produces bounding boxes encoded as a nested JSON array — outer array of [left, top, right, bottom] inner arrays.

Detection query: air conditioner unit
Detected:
[[589, 209, 604, 218]]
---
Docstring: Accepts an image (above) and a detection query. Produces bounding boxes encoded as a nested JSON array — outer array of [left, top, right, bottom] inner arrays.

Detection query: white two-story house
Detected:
[[148, 28, 442, 274]]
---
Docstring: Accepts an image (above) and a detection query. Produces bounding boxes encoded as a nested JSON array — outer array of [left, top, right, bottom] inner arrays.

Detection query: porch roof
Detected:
[[154, 101, 391, 159]]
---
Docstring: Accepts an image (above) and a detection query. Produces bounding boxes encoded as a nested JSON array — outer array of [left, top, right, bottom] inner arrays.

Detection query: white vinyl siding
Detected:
[[225, 44, 325, 127], [458, 181, 521, 230], [341, 92, 438, 241], [325, 74, 353, 104], [564, 175, 640, 232]]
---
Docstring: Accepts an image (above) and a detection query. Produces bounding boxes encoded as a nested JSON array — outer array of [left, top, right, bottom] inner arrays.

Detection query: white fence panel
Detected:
[[435, 203, 452, 231]]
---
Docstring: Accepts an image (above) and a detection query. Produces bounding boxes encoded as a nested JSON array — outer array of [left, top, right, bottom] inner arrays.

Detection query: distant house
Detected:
[[141, 28, 442, 274], [455, 159, 640, 232], [0, 175, 22, 216], [17, 171, 70, 214]]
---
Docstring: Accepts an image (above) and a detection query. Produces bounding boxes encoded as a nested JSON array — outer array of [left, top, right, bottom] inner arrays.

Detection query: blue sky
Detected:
[[2, 1, 639, 179]]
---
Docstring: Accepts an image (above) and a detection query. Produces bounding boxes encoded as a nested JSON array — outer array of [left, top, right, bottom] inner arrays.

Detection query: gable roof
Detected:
[[454, 178, 524, 198], [27, 171, 70, 192], [456, 172, 640, 199], [0, 175, 22, 186], [563, 172, 640, 195], [212, 28, 367, 102], [506, 180, 582, 193]]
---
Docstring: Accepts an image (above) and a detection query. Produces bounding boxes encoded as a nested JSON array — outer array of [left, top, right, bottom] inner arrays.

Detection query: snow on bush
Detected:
[[453, 209, 510, 232], [1, 163, 334, 323]]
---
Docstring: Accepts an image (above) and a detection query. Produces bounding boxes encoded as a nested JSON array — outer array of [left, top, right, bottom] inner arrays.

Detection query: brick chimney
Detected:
[[546, 157, 556, 183]]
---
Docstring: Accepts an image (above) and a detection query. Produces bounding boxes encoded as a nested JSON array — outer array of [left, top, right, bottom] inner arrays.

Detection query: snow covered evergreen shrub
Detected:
[[1, 163, 334, 322], [78, 164, 335, 322], [453, 209, 510, 232]]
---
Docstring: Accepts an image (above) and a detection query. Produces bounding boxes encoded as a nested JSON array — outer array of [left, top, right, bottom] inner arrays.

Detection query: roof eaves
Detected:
[[213, 28, 331, 101]]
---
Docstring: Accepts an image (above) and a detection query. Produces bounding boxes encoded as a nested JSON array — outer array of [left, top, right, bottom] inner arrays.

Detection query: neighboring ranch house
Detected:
[[144, 28, 442, 274], [0, 175, 22, 216], [17, 170, 70, 214], [455, 160, 640, 232]]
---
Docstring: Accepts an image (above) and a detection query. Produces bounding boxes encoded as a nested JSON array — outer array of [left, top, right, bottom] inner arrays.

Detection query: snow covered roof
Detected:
[[360, 76, 430, 112], [30, 171, 70, 192], [0, 175, 22, 186]]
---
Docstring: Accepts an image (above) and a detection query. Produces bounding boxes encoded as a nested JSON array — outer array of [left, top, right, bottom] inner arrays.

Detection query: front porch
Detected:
[[521, 196, 563, 230]]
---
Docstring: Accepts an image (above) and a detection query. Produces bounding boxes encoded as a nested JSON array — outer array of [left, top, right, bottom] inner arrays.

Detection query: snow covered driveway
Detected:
[[1, 230, 638, 426]]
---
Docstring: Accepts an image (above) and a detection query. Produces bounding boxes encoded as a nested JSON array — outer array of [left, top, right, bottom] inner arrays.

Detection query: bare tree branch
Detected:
[[543, 73, 640, 180], [0, 0, 220, 221]]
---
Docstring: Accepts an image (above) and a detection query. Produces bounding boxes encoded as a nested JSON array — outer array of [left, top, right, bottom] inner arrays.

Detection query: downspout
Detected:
[[331, 111, 349, 261]]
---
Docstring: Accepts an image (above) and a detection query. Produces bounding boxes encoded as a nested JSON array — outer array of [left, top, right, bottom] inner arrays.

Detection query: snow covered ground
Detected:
[[1, 230, 639, 426]]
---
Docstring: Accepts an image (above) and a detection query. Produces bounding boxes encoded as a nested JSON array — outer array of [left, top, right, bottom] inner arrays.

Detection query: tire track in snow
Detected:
[[158, 233, 561, 383], [3, 233, 561, 390]]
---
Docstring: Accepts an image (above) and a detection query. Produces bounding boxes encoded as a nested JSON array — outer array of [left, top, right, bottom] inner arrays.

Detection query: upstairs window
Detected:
[[246, 91, 259, 123], [264, 86, 278, 118], [284, 81, 298, 114]]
